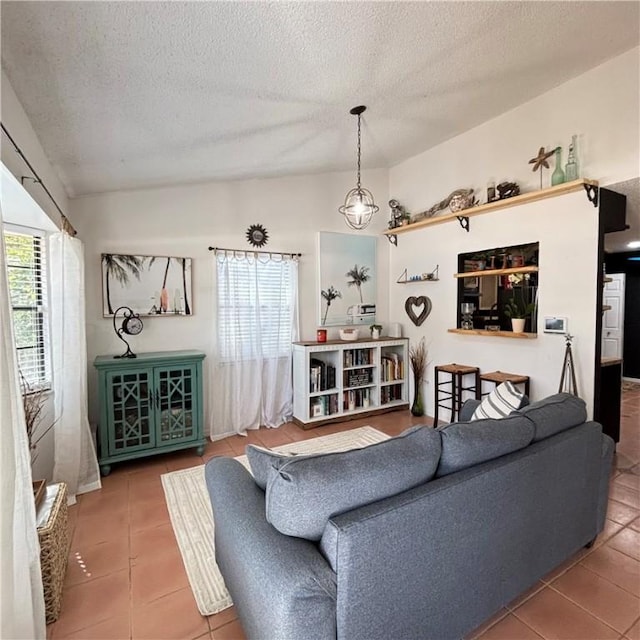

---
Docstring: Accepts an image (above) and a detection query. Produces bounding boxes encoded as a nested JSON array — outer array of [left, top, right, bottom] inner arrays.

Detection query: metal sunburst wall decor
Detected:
[[246, 224, 269, 248]]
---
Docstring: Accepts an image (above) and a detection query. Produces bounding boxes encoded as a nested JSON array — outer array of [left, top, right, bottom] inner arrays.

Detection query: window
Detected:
[[216, 254, 298, 362], [4, 229, 51, 388]]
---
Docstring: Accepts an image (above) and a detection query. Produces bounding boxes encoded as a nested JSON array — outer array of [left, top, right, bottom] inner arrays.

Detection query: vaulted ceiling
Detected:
[[1, 1, 639, 197]]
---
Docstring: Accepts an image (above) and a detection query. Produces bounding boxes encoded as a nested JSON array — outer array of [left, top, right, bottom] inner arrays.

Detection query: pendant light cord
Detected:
[[356, 113, 362, 191]]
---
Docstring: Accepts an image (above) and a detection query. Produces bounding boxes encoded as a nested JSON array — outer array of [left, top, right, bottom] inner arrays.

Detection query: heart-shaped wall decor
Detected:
[[405, 296, 432, 326]]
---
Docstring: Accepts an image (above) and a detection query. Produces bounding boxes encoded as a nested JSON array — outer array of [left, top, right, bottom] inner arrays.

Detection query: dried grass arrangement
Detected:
[[409, 338, 428, 416], [19, 371, 55, 464]]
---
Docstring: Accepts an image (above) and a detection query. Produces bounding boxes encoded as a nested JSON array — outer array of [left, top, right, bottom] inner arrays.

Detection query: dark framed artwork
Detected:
[[101, 253, 193, 317]]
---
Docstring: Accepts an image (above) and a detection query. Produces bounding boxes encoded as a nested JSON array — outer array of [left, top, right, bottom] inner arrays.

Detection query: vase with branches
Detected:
[[320, 286, 342, 325], [409, 338, 428, 417]]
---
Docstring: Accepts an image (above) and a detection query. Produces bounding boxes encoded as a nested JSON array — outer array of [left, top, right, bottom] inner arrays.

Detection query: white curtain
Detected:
[[49, 232, 101, 504], [0, 213, 46, 639], [210, 251, 299, 438]]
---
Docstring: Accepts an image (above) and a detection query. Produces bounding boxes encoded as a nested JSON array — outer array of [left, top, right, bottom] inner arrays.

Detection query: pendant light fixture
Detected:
[[339, 105, 379, 230]]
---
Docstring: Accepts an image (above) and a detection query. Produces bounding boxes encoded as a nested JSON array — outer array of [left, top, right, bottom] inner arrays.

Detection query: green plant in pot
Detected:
[[504, 273, 536, 333], [370, 324, 383, 339]]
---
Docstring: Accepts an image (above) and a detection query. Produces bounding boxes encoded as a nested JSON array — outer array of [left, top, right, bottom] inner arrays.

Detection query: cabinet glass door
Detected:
[[155, 364, 197, 446], [106, 369, 154, 456]]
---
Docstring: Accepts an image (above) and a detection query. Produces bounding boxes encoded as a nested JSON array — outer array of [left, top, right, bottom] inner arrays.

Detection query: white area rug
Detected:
[[161, 426, 389, 615]]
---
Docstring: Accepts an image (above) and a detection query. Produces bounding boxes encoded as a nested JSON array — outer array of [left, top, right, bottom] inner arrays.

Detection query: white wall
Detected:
[[387, 46, 640, 418], [69, 169, 390, 423]]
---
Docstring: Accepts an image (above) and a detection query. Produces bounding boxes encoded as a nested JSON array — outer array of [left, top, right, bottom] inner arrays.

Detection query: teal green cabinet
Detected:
[[94, 350, 206, 475]]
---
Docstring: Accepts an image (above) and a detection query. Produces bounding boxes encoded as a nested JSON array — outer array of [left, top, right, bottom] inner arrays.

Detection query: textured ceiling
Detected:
[[1, 1, 639, 197]]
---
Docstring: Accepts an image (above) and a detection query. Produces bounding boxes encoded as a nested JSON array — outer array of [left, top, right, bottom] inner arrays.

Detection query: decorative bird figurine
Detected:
[[529, 146, 555, 189]]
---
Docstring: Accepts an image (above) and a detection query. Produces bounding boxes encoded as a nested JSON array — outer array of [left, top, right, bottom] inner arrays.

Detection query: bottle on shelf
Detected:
[[551, 147, 565, 186], [565, 135, 579, 181]]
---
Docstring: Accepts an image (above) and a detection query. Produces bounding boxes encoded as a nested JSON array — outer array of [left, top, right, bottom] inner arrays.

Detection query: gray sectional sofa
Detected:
[[205, 393, 614, 640]]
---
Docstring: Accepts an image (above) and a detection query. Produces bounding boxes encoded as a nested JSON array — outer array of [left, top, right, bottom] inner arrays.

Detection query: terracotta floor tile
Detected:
[[464, 608, 509, 639], [130, 522, 177, 562], [251, 426, 294, 448], [608, 500, 640, 526], [97, 469, 129, 494], [610, 485, 640, 510], [129, 474, 164, 505], [630, 517, 640, 534], [55, 614, 131, 640], [616, 472, 640, 492], [550, 564, 640, 632], [626, 616, 640, 640], [121, 457, 169, 476], [595, 519, 625, 547], [131, 547, 189, 606], [207, 606, 238, 631], [541, 548, 590, 583], [129, 497, 170, 533], [506, 581, 545, 610], [607, 528, 640, 561], [580, 546, 640, 596], [72, 510, 129, 547], [205, 439, 235, 455], [77, 488, 129, 518], [477, 613, 543, 639], [65, 537, 130, 586], [54, 569, 130, 636], [210, 618, 246, 640], [165, 455, 204, 472], [131, 586, 208, 640], [513, 586, 619, 639]]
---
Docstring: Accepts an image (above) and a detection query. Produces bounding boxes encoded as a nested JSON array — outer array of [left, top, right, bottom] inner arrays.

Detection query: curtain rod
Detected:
[[1, 122, 77, 236], [208, 246, 301, 258]]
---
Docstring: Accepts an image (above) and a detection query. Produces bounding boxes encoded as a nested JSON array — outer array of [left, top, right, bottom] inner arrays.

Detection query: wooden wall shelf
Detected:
[[383, 179, 598, 236], [454, 265, 539, 279], [448, 328, 538, 339]]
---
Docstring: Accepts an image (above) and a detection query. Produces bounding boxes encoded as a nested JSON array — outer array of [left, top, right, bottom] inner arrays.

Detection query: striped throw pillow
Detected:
[[471, 381, 525, 420]]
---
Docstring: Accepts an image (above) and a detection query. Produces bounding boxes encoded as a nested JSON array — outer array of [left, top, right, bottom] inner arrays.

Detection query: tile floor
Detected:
[[48, 388, 640, 640]]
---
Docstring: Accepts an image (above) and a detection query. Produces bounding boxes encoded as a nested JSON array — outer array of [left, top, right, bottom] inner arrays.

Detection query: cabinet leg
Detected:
[[100, 464, 112, 477], [196, 445, 205, 456]]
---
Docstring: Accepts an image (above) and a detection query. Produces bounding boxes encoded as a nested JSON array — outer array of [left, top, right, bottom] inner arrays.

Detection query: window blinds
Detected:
[[4, 231, 50, 389]]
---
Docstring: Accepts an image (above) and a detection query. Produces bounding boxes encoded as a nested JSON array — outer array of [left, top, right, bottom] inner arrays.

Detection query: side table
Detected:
[[36, 482, 70, 624]]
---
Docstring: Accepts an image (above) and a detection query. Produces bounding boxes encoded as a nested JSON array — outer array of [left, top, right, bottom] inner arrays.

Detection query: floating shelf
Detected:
[[383, 179, 598, 236], [454, 265, 539, 279], [447, 328, 538, 340]]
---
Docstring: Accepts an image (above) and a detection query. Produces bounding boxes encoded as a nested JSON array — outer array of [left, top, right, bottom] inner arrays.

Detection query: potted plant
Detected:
[[370, 324, 383, 339], [503, 273, 536, 333]]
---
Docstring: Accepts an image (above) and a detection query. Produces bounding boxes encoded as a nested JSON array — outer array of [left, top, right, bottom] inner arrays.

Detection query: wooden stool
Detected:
[[434, 364, 480, 425], [480, 370, 530, 397]]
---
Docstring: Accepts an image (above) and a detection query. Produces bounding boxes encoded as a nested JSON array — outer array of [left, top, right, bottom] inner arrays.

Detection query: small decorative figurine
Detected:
[[528, 146, 555, 189], [388, 199, 408, 229], [496, 182, 520, 199]]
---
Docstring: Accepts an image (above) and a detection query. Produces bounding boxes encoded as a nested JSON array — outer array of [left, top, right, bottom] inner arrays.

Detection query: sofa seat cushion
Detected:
[[436, 415, 534, 477], [471, 381, 526, 420], [263, 426, 442, 541], [519, 393, 587, 441]]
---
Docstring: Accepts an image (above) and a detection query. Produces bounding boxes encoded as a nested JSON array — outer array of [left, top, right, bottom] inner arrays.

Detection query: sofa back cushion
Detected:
[[246, 446, 297, 490], [519, 393, 587, 441], [264, 426, 442, 541], [436, 415, 535, 477]]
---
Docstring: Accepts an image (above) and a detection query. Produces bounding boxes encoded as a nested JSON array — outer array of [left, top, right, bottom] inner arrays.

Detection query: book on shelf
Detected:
[[309, 359, 336, 393], [381, 352, 404, 382]]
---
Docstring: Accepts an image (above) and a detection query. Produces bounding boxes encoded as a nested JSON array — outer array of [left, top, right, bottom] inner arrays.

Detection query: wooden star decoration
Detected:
[[528, 146, 555, 189]]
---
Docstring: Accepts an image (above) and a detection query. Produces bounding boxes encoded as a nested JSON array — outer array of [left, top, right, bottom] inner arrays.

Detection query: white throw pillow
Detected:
[[472, 381, 525, 420]]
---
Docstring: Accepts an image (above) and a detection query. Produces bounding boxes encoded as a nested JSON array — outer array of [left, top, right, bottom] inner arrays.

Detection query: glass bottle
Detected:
[[565, 135, 579, 181], [551, 147, 565, 186]]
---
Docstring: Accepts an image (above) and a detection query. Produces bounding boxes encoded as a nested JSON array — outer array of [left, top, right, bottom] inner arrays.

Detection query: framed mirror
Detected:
[[101, 253, 193, 317]]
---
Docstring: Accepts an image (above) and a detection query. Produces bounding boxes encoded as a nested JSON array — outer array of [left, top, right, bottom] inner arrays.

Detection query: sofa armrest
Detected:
[[597, 433, 615, 531], [205, 457, 336, 640], [458, 398, 481, 422]]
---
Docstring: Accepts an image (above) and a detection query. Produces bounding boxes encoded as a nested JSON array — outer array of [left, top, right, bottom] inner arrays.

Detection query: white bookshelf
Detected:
[[292, 338, 409, 428]]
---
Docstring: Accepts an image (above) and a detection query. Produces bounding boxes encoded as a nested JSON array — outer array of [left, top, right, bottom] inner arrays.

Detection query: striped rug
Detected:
[[161, 425, 389, 615]]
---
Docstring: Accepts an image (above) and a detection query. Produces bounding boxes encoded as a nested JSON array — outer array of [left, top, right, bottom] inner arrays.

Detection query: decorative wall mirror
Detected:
[[101, 253, 193, 317]]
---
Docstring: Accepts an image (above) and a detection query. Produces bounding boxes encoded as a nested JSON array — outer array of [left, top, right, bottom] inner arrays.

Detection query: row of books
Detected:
[[381, 384, 403, 405], [343, 388, 372, 411], [310, 394, 339, 417], [343, 348, 373, 367], [344, 368, 374, 388], [381, 353, 404, 382], [309, 358, 337, 392]]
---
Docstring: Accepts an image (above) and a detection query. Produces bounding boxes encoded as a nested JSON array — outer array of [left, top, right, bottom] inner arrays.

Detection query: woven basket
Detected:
[[38, 483, 70, 624]]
